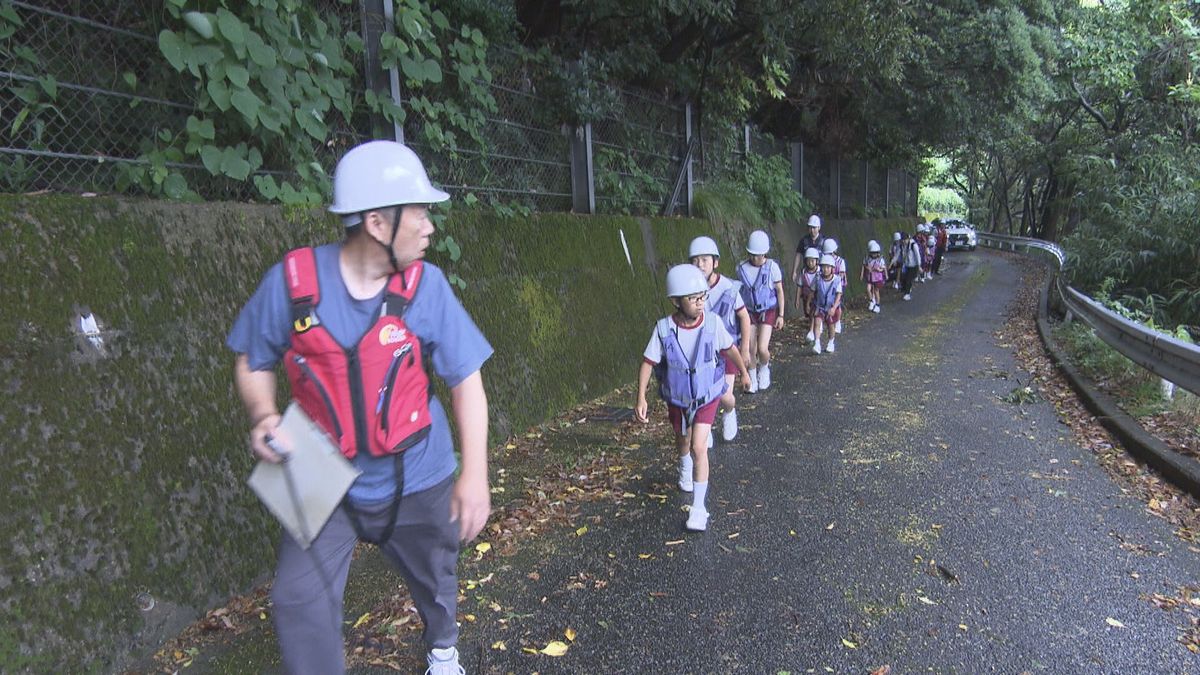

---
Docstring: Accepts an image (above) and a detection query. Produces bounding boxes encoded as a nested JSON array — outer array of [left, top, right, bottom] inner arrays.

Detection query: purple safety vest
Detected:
[[814, 274, 840, 312], [707, 283, 741, 343], [737, 262, 777, 313], [655, 317, 727, 420]]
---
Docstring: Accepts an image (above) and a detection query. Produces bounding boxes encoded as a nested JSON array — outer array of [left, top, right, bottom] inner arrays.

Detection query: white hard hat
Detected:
[[328, 141, 449, 225], [917, 224, 928, 233], [868, 240, 881, 253], [689, 236, 720, 259], [804, 247, 820, 259], [893, 232, 902, 241], [819, 254, 836, 267], [747, 230, 770, 255], [666, 264, 708, 298], [822, 238, 838, 254], [807, 214, 822, 229]]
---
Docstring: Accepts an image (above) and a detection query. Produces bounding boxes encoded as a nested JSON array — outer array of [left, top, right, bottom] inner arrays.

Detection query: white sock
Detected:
[[692, 481, 708, 511], [680, 453, 694, 477], [430, 647, 457, 661]]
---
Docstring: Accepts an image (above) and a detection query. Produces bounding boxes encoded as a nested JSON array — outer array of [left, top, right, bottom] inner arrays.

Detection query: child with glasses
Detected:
[[636, 265, 751, 532], [736, 230, 785, 391]]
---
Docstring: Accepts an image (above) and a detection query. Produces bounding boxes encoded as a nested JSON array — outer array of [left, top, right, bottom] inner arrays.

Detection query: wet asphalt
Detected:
[[451, 251, 1199, 675]]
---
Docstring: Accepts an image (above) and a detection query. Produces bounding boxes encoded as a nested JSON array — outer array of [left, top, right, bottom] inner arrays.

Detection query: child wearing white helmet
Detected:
[[861, 240, 887, 313], [914, 223, 931, 283], [888, 232, 903, 289], [688, 236, 752, 443], [635, 264, 751, 532], [811, 254, 844, 354], [891, 230, 923, 300], [798, 247, 821, 342], [736, 230, 786, 391], [821, 238, 847, 334], [923, 225, 937, 281]]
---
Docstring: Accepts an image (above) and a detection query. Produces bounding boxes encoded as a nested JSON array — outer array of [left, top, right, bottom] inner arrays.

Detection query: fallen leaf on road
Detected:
[[870, 666, 892, 675], [565, 627, 577, 641], [841, 638, 857, 649], [958, 624, 968, 631], [665, 539, 684, 545], [491, 641, 507, 651], [638, 553, 653, 559], [918, 596, 936, 605], [540, 640, 569, 656], [826, 522, 835, 530], [352, 612, 371, 629], [576, 526, 588, 536], [1106, 617, 1126, 628], [475, 542, 492, 554], [727, 532, 740, 539]]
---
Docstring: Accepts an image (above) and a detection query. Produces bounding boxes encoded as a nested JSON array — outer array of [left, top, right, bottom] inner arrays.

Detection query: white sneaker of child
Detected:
[[903, 293, 912, 301], [812, 341, 822, 355], [758, 364, 771, 390], [872, 303, 881, 313], [834, 320, 843, 334], [826, 339, 836, 353], [685, 506, 709, 531], [722, 409, 738, 441], [707, 430, 713, 449], [678, 467, 693, 493], [426, 647, 465, 675], [805, 330, 815, 343], [868, 301, 876, 312], [747, 368, 758, 393]]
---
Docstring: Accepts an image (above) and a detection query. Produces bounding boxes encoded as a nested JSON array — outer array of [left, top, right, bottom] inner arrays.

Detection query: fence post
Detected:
[[570, 123, 595, 214], [884, 167, 892, 217], [743, 124, 752, 161], [361, 0, 404, 142], [830, 157, 841, 219], [862, 161, 870, 217], [791, 142, 803, 197], [684, 102, 694, 216]]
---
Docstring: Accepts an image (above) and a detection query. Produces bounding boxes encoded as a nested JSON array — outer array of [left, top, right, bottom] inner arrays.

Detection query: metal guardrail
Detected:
[[978, 231, 1200, 396]]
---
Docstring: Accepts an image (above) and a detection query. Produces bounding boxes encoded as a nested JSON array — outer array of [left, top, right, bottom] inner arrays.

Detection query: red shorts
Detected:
[[749, 308, 778, 326], [723, 354, 738, 375], [667, 398, 720, 435], [816, 306, 842, 323], [868, 282, 885, 290]]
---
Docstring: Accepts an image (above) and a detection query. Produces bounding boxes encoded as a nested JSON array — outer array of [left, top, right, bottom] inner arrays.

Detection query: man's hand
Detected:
[[450, 471, 491, 542], [249, 413, 283, 463]]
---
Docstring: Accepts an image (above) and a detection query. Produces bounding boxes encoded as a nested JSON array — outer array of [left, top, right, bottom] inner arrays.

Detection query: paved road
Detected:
[[461, 251, 1198, 674]]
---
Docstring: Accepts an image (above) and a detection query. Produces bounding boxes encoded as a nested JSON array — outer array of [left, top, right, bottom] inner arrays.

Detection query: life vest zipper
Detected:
[[293, 355, 342, 440], [346, 348, 370, 458], [377, 350, 404, 431]]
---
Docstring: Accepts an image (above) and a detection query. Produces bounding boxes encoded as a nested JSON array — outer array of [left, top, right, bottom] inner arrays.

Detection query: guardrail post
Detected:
[[1162, 379, 1176, 401], [1063, 310, 1073, 324]]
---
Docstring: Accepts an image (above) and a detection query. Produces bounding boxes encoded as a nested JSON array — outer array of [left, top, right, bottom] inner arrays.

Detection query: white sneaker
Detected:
[[685, 507, 709, 531], [834, 320, 843, 334], [805, 330, 815, 343], [826, 339, 836, 353], [872, 304, 881, 313], [426, 647, 465, 675], [813, 342, 822, 355], [748, 368, 758, 393], [893, 281, 900, 290], [903, 294, 912, 301], [678, 467, 693, 493], [722, 409, 738, 441], [707, 430, 714, 449], [868, 301, 876, 312], [758, 364, 771, 390]]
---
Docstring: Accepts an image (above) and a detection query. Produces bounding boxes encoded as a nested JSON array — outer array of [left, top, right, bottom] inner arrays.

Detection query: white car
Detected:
[[940, 218, 977, 251]]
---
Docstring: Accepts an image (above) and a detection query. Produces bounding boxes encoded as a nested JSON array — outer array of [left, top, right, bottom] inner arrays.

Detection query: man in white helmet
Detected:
[[791, 213, 825, 298], [227, 140, 492, 675]]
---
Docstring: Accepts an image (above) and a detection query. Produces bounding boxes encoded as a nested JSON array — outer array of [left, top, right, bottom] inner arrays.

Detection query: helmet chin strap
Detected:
[[366, 207, 404, 273]]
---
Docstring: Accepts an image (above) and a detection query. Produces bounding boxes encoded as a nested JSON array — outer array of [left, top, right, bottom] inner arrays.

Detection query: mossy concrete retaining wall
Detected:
[[0, 195, 907, 672]]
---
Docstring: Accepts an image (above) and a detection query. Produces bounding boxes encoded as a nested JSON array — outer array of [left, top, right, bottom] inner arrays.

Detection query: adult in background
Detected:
[[791, 214, 826, 310], [892, 230, 923, 301], [227, 140, 492, 675], [932, 219, 949, 275]]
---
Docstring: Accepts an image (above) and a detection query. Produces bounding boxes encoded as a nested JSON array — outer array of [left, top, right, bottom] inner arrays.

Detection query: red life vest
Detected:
[[281, 247, 432, 459]]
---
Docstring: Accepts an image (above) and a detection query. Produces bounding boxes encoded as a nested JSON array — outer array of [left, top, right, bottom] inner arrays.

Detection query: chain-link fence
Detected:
[[2, 0, 918, 219]]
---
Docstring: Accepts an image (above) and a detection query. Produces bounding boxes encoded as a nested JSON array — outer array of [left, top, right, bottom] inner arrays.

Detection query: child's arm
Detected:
[[832, 291, 843, 313], [773, 280, 786, 329], [791, 251, 802, 285], [736, 307, 752, 361], [635, 360, 654, 422], [724, 346, 752, 392]]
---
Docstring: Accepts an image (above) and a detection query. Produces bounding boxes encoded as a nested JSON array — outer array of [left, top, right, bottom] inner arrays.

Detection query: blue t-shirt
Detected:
[[226, 243, 493, 504]]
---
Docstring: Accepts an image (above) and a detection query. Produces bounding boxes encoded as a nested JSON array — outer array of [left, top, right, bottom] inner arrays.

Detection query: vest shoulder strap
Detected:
[[384, 261, 425, 317], [283, 247, 319, 305]]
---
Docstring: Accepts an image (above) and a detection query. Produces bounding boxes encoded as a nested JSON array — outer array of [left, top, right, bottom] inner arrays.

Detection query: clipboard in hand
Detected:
[[247, 402, 360, 549]]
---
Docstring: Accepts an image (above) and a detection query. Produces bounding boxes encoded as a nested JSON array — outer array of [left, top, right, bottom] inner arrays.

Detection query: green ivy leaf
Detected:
[[444, 236, 461, 261], [206, 79, 231, 111], [37, 75, 57, 100], [254, 174, 280, 200], [422, 59, 442, 84], [199, 145, 222, 174], [163, 172, 188, 199], [122, 72, 137, 88], [226, 64, 250, 88], [401, 13, 424, 40], [220, 147, 252, 180], [215, 10, 245, 45], [257, 105, 284, 133], [400, 55, 424, 82], [247, 40, 277, 68], [158, 30, 188, 71], [230, 89, 263, 125], [182, 12, 214, 39]]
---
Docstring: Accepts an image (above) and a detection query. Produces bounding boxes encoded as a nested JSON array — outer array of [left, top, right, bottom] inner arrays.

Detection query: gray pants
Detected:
[[272, 476, 460, 675]]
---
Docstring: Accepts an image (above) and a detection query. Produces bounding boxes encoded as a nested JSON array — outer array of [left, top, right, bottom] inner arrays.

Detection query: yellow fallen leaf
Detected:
[[491, 640, 507, 651], [789, 529, 796, 536], [475, 542, 492, 554], [826, 522, 835, 530], [576, 526, 588, 536], [727, 532, 740, 539], [958, 624, 968, 631], [638, 553, 653, 559], [259, 611, 267, 620], [565, 627, 577, 641], [489, 601, 502, 612], [463, 614, 477, 622], [522, 647, 538, 654], [1105, 617, 1125, 628], [352, 612, 372, 629], [541, 640, 569, 656], [505, 443, 517, 450], [626, 444, 641, 449], [842, 638, 857, 649], [665, 539, 685, 546], [918, 596, 936, 605]]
